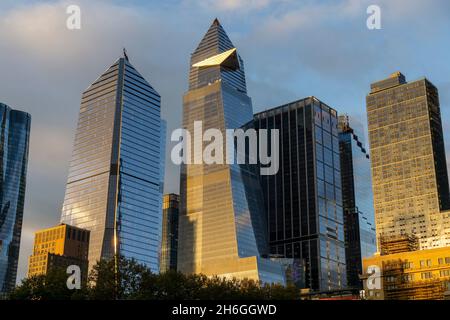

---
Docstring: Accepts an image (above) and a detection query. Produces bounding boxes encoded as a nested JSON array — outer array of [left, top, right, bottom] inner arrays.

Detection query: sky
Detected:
[[0, 0, 449, 283]]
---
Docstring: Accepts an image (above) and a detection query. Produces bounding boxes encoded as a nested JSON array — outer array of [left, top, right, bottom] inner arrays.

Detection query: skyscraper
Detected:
[[160, 193, 179, 272], [252, 97, 346, 291], [60, 54, 164, 273], [0, 103, 31, 296], [366, 72, 450, 249], [177, 19, 285, 284], [338, 115, 376, 289]]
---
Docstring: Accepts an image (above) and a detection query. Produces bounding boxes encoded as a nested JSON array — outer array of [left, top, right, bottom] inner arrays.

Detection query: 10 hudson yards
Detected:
[[1, 0, 450, 318]]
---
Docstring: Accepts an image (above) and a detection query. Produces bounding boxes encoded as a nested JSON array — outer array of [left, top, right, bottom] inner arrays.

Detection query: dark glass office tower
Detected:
[[0, 103, 31, 296], [338, 115, 376, 289], [61, 54, 164, 273], [253, 97, 346, 291], [178, 19, 285, 284], [160, 194, 179, 272], [367, 72, 450, 249]]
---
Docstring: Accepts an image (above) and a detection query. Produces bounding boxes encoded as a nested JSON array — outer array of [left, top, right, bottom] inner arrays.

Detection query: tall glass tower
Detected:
[[338, 115, 376, 289], [367, 72, 450, 249], [253, 97, 346, 291], [61, 54, 164, 273], [178, 19, 285, 284], [160, 193, 179, 272], [0, 103, 31, 296]]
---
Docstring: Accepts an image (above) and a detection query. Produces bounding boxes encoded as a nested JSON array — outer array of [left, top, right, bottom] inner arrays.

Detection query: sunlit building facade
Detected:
[[362, 246, 450, 300], [338, 115, 376, 289], [28, 224, 89, 281], [177, 19, 285, 284], [60, 55, 164, 273], [0, 103, 31, 296], [253, 97, 346, 291], [366, 72, 450, 249], [160, 194, 179, 272]]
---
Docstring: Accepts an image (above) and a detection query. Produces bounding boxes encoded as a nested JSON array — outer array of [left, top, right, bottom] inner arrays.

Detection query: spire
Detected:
[[123, 48, 129, 62], [188, 18, 247, 93], [192, 18, 234, 59]]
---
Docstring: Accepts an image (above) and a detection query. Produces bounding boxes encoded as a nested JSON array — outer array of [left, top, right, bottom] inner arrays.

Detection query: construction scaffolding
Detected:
[[381, 259, 448, 300], [379, 234, 419, 255], [385, 280, 446, 300]]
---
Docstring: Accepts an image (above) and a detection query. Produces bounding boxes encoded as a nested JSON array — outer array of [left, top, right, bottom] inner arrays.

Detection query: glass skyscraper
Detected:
[[160, 193, 179, 272], [60, 54, 164, 273], [338, 115, 376, 289], [366, 72, 450, 249], [177, 19, 285, 284], [0, 103, 31, 296], [253, 97, 346, 291]]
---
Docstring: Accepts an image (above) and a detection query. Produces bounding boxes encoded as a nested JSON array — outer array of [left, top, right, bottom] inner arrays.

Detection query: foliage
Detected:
[[9, 267, 88, 300], [10, 256, 299, 300]]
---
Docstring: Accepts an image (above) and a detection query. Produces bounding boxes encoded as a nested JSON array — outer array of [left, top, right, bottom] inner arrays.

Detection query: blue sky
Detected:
[[1, 0, 449, 282]]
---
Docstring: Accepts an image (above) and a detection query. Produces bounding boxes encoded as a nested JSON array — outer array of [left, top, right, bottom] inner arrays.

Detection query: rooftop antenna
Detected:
[[123, 48, 129, 62]]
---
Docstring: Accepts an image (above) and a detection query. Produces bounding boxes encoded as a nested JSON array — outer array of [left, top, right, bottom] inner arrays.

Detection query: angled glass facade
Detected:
[[0, 103, 31, 295], [61, 56, 163, 273], [178, 19, 285, 284], [253, 97, 346, 291], [367, 72, 450, 249], [338, 115, 376, 289]]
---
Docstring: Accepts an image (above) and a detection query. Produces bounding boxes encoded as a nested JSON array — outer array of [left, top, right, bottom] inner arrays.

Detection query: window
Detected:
[[402, 262, 413, 269], [402, 274, 413, 282], [386, 276, 396, 283], [317, 179, 325, 198], [316, 144, 323, 162], [421, 272, 433, 280], [323, 131, 332, 149], [317, 161, 324, 180], [420, 259, 432, 268], [439, 270, 450, 277], [315, 126, 322, 144]]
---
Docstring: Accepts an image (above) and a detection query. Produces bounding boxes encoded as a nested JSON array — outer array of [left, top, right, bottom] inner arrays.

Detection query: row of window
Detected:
[[419, 257, 450, 268], [385, 269, 450, 282]]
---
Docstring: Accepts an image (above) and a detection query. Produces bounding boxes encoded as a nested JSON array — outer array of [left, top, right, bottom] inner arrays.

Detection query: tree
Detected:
[[10, 256, 300, 300], [9, 267, 87, 300], [88, 255, 151, 300]]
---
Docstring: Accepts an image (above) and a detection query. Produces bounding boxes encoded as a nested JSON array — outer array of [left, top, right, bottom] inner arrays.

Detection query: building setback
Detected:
[[60, 54, 164, 273], [0, 103, 31, 296], [366, 72, 450, 249], [253, 97, 346, 291]]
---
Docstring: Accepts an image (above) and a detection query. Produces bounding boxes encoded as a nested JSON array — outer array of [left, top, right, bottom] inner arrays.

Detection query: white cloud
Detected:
[[188, 0, 276, 12]]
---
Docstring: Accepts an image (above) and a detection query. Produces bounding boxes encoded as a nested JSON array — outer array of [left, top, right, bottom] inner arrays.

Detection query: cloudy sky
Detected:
[[1, 0, 449, 282]]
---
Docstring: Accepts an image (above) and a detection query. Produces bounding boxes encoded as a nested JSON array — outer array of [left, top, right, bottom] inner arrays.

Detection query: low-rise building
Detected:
[[362, 245, 450, 300], [28, 224, 89, 282]]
